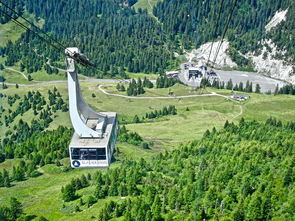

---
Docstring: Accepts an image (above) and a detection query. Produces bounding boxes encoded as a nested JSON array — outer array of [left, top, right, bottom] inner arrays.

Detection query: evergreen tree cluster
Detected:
[[116, 83, 126, 92], [2, 40, 45, 74], [125, 77, 154, 96], [2, 91, 46, 127], [44, 63, 59, 75], [61, 118, 294, 220], [0, 197, 23, 221], [202, 78, 261, 93], [0, 160, 42, 188], [126, 79, 145, 96], [156, 75, 179, 88], [0, 0, 173, 77], [0, 0, 294, 76], [266, 2, 295, 65], [232, 80, 258, 93], [117, 125, 148, 148], [143, 77, 154, 88], [1, 126, 72, 168], [0, 169, 11, 187], [153, 0, 291, 58], [1, 88, 68, 147], [145, 105, 177, 119], [278, 84, 295, 95], [61, 174, 91, 202], [0, 1, 24, 24]]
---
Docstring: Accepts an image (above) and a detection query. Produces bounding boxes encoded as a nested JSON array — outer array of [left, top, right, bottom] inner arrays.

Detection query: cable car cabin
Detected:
[[69, 112, 118, 168]]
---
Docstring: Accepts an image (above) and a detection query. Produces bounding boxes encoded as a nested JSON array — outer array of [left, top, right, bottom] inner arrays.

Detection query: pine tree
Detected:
[[255, 84, 261, 93], [9, 197, 23, 221], [133, 115, 140, 123], [61, 183, 77, 202]]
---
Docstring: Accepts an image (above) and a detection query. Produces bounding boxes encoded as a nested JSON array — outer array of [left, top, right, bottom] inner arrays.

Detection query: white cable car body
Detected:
[[66, 47, 118, 168]]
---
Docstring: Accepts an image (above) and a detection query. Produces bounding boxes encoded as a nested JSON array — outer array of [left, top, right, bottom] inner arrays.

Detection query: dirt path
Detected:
[[98, 84, 233, 100], [232, 105, 243, 120], [5, 67, 28, 80]]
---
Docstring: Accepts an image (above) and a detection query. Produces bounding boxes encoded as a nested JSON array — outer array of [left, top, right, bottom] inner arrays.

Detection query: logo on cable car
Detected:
[[72, 160, 80, 167]]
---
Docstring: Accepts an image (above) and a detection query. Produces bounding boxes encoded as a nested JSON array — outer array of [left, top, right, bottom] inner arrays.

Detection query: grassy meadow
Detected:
[[133, 0, 162, 14], [1, 81, 295, 220]]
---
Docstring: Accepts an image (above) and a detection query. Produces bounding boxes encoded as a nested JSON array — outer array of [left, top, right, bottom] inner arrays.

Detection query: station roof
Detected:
[[70, 112, 117, 148]]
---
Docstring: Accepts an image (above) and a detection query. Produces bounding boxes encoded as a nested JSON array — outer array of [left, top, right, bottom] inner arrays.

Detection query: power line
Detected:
[[0, 7, 63, 52], [0, 3, 95, 67], [0, 0, 69, 53], [206, 0, 225, 66], [212, 0, 238, 67]]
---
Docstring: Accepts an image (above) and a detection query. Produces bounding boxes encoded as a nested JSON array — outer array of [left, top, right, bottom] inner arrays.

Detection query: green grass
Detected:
[[30, 68, 66, 82], [133, 0, 162, 14], [106, 83, 208, 97], [0, 69, 29, 84], [0, 66, 66, 84], [1, 82, 295, 220], [126, 72, 158, 80], [0, 11, 44, 47], [0, 12, 65, 84], [0, 18, 26, 47]]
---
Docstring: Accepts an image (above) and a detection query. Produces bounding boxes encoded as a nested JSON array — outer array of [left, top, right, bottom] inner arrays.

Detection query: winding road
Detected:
[[98, 84, 233, 100]]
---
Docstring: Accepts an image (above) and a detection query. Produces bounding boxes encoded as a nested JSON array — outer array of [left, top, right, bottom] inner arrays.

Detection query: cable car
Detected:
[[65, 47, 118, 168]]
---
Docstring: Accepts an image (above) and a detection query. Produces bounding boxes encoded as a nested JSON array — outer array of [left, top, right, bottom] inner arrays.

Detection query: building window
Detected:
[[71, 148, 106, 160]]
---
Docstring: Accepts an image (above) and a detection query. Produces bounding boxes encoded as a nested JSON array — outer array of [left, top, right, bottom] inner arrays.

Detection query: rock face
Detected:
[[265, 9, 288, 32], [184, 9, 294, 84], [247, 8, 294, 84], [247, 39, 295, 84], [185, 40, 237, 68]]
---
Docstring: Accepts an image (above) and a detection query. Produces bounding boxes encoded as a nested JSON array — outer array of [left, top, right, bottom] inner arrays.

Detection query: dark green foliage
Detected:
[[0, 75, 5, 82], [156, 75, 179, 88], [255, 84, 261, 93], [1, 0, 294, 76], [38, 216, 49, 221], [154, 0, 291, 56], [0, 169, 11, 187], [227, 47, 252, 68], [0, 126, 72, 170], [0, 197, 23, 221], [133, 115, 140, 123], [145, 105, 177, 119], [200, 77, 212, 88], [2, 82, 8, 89], [143, 77, 154, 88], [126, 79, 145, 96], [278, 84, 295, 95], [117, 125, 143, 146], [3, 0, 173, 76], [1, 89, 68, 149], [207, 78, 260, 93], [267, 3, 295, 64], [71, 118, 295, 220], [116, 83, 126, 92], [86, 196, 97, 208], [61, 183, 77, 202]]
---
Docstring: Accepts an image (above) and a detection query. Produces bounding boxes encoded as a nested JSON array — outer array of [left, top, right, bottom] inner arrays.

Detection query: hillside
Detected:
[[0, 109, 294, 220], [0, 0, 295, 220], [1, 81, 295, 220], [0, 0, 294, 81]]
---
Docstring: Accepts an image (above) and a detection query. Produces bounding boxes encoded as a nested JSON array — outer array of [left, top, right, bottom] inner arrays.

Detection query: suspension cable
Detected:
[[0, 0, 71, 54], [0, 7, 63, 52], [206, 0, 225, 66], [212, 0, 238, 68], [0, 3, 95, 67]]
